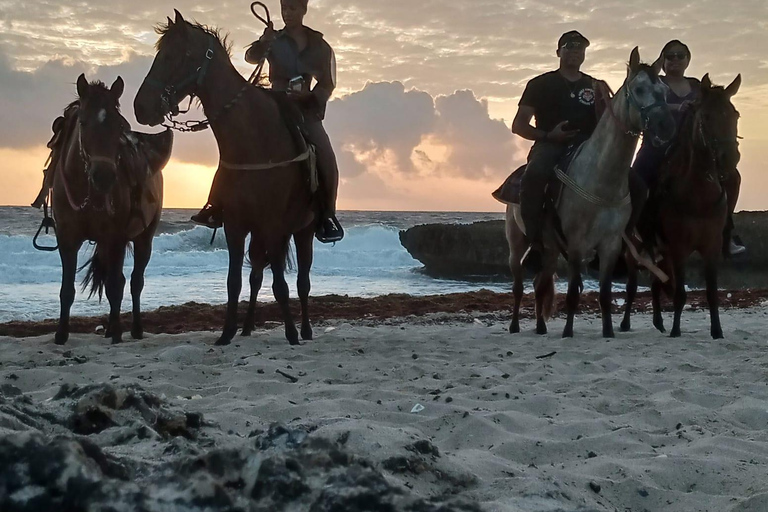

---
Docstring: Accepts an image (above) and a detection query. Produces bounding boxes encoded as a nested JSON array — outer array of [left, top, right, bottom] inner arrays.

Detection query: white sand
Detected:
[[2, 308, 768, 511]]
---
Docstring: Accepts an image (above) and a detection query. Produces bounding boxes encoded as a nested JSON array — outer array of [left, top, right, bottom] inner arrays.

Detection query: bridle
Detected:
[[602, 73, 668, 139], [692, 105, 739, 182]]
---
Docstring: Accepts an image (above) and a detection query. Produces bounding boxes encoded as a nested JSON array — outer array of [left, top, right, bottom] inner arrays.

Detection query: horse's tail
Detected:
[[80, 242, 129, 301], [535, 273, 556, 322], [80, 243, 108, 301]]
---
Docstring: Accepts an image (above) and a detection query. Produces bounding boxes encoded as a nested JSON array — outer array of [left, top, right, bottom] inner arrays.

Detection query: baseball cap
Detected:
[[558, 30, 590, 49]]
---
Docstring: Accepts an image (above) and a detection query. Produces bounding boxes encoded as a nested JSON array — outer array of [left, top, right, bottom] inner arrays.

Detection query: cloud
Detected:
[[325, 82, 526, 182]]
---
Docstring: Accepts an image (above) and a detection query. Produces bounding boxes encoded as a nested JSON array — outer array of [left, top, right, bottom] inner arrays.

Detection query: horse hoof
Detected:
[[215, 336, 232, 346], [111, 336, 123, 345], [54, 332, 68, 345], [301, 325, 313, 341], [712, 329, 724, 339], [131, 329, 144, 340], [603, 329, 615, 339], [669, 329, 681, 338], [536, 325, 548, 335], [241, 329, 253, 337], [509, 322, 520, 334], [562, 329, 574, 338], [620, 320, 631, 332], [654, 321, 666, 333]]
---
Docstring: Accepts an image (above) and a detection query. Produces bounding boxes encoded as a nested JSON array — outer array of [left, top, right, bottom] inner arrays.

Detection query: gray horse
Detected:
[[506, 47, 676, 338]]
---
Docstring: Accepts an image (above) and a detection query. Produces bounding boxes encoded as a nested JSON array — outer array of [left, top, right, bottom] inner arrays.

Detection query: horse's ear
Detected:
[[651, 55, 663, 76], [629, 47, 641, 73], [76, 73, 89, 100], [174, 9, 184, 25], [725, 74, 742, 98], [167, 16, 174, 27], [110, 76, 125, 100], [701, 73, 712, 91]]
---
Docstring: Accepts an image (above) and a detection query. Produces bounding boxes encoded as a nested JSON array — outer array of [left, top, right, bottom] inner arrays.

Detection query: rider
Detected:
[[191, 0, 343, 243], [512, 31, 605, 271], [632, 40, 745, 255]]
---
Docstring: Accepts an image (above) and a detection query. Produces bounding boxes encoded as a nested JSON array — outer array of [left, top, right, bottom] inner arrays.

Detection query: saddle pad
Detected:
[[492, 164, 526, 205]]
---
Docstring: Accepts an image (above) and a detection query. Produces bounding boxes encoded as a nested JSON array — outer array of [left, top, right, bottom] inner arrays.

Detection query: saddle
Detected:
[[492, 142, 586, 206], [267, 91, 319, 195]]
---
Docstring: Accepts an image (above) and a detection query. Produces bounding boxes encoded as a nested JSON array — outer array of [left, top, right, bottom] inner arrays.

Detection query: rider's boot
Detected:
[[191, 203, 223, 229]]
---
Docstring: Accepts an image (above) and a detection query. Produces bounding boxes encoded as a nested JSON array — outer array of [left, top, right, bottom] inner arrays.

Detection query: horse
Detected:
[[620, 74, 742, 339], [134, 10, 317, 346], [505, 48, 676, 338], [51, 74, 171, 345]]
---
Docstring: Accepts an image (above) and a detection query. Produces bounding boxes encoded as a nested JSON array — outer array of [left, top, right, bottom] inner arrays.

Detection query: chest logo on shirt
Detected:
[[578, 88, 595, 106]]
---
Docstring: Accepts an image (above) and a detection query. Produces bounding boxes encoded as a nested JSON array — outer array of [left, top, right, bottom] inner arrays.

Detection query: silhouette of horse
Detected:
[[621, 74, 742, 339], [134, 11, 317, 345], [51, 74, 171, 344]]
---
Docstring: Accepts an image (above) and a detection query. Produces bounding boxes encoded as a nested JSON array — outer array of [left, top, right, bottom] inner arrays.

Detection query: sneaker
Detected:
[[521, 242, 544, 273], [190, 204, 223, 229], [729, 238, 746, 256]]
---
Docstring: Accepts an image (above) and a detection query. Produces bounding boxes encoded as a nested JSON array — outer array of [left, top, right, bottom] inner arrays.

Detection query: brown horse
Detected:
[[51, 74, 170, 345], [134, 11, 316, 346], [621, 74, 741, 339]]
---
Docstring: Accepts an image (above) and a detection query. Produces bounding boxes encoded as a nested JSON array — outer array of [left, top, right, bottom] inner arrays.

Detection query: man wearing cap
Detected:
[[512, 30, 604, 271]]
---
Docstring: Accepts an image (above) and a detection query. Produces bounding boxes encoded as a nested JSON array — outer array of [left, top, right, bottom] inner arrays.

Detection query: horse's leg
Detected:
[[55, 239, 82, 345], [670, 257, 687, 338], [651, 277, 666, 333], [269, 239, 300, 345], [104, 244, 127, 344], [295, 226, 315, 341], [562, 254, 583, 338], [130, 218, 158, 340], [598, 239, 621, 338], [620, 250, 638, 332], [506, 208, 525, 334], [217, 228, 247, 346], [242, 241, 266, 337], [704, 256, 723, 339]]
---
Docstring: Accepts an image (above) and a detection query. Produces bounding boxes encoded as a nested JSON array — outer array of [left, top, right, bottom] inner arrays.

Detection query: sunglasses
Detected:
[[665, 52, 688, 61], [560, 41, 585, 50]]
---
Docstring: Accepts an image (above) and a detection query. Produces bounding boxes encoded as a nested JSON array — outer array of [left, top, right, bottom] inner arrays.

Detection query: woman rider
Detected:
[[632, 40, 744, 255], [191, 0, 343, 243]]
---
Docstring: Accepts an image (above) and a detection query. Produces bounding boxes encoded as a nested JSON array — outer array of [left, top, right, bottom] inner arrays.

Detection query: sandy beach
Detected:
[[2, 293, 768, 511]]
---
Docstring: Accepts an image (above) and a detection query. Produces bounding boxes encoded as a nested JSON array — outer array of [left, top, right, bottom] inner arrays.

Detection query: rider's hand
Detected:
[[260, 22, 277, 42], [547, 120, 579, 143], [287, 90, 313, 102]]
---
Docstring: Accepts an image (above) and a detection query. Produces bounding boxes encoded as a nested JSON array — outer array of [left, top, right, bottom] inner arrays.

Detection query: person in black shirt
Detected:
[[512, 30, 605, 270]]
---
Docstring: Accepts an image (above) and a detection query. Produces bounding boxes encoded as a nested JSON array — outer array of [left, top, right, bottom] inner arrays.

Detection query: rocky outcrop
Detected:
[[399, 212, 768, 288]]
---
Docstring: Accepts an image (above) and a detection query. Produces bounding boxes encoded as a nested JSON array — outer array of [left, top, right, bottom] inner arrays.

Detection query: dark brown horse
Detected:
[[621, 74, 741, 339], [52, 74, 171, 345], [134, 11, 316, 346]]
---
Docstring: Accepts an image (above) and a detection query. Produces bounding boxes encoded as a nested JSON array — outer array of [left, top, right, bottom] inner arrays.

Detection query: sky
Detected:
[[1, 0, 766, 211]]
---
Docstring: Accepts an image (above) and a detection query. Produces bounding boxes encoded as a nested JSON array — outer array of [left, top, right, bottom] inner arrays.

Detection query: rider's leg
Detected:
[[723, 168, 745, 255], [519, 141, 565, 270], [191, 169, 224, 228], [303, 121, 342, 242]]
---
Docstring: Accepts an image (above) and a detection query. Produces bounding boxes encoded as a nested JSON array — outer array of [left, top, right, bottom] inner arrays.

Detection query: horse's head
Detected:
[[75, 74, 126, 194], [695, 73, 741, 173], [623, 47, 677, 146], [134, 10, 224, 126]]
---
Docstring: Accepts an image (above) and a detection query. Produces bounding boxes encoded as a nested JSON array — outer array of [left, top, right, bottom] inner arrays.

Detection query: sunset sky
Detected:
[[1, 0, 766, 211]]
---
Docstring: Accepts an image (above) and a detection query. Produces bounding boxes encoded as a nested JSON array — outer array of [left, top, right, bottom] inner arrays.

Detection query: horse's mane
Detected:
[[155, 19, 233, 58]]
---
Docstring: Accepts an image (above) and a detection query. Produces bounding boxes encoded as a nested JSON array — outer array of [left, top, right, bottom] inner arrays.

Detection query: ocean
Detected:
[[0, 207, 522, 323]]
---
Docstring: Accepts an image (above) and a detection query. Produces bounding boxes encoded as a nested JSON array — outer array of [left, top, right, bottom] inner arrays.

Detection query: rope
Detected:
[[555, 167, 631, 208], [219, 148, 311, 171]]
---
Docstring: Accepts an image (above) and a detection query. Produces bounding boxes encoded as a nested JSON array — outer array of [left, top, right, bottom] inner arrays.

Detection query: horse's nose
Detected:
[[91, 163, 117, 193]]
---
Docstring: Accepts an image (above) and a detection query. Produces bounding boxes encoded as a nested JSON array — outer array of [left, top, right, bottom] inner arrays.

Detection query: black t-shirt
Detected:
[[519, 70, 598, 138]]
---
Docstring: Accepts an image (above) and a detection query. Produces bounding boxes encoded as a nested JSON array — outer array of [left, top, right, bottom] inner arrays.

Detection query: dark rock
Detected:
[[399, 212, 768, 287]]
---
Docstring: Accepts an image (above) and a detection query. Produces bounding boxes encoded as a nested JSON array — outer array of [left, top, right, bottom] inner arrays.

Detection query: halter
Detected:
[[602, 73, 668, 139]]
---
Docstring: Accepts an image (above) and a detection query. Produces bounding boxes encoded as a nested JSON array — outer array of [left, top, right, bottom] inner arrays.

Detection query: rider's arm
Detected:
[[310, 46, 337, 108], [512, 105, 549, 142], [245, 26, 276, 64]]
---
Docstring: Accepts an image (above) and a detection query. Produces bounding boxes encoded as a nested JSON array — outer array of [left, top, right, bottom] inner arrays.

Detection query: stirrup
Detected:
[[315, 216, 344, 244]]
